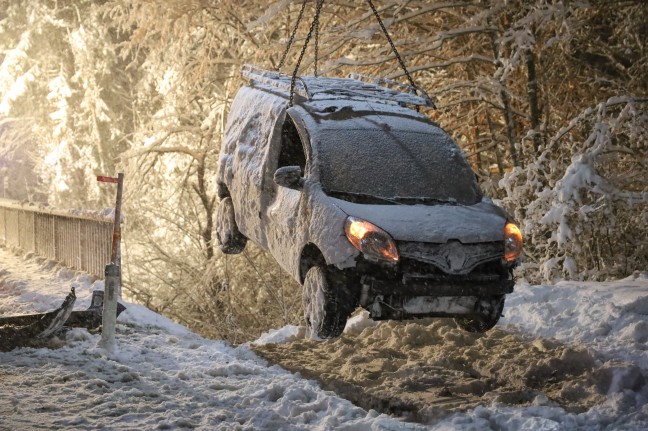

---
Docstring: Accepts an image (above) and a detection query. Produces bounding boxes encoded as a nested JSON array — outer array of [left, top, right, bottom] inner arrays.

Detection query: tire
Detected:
[[216, 197, 247, 254], [302, 266, 353, 340], [454, 295, 505, 333]]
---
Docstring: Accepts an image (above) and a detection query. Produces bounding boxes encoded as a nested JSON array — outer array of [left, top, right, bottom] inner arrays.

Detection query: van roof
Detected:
[[242, 64, 435, 109]]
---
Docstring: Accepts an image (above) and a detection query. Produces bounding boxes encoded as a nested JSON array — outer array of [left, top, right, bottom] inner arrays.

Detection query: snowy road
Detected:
[[0, 249, 423, 430], [1, 248, 648, 430]]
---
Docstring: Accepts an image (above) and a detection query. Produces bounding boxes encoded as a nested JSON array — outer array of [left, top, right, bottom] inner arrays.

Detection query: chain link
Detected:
[[289, 0, 325, 106], [365, 0, 417, 90], [276, 0, 308, 72], [314, 4, 320, 77], [283, 0, 418, 109]]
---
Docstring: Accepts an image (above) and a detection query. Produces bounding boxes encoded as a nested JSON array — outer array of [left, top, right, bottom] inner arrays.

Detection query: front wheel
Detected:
[[454, 295, 505, 333], [216, 197, 247, 254], [303, 266, 353, 340]]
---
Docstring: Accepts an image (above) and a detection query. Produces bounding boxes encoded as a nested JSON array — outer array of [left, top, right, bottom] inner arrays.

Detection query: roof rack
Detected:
[[347, 73, 435, 107], [241, 64, 312, 99], [241, 64, 435, 108]]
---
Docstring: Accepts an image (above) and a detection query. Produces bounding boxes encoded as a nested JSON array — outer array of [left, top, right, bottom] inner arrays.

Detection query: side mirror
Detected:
[[274, 166, 304, 190]]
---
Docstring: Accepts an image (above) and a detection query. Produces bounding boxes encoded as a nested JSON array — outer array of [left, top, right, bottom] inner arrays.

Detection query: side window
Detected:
[[278, 117, 306, 172]]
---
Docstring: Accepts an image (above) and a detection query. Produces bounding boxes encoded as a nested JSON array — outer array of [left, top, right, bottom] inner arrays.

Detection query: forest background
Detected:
[[0, 0, 646, 342]]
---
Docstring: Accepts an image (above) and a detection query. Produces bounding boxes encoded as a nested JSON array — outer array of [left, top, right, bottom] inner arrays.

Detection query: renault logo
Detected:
[[442, 241, 466, 272]]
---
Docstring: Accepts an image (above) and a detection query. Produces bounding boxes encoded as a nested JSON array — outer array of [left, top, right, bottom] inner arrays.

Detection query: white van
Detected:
[[216, 65, 522, 339]]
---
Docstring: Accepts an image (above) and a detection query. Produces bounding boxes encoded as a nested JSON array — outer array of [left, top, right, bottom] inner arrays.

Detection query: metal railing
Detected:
[[0, 199, 113, 278]]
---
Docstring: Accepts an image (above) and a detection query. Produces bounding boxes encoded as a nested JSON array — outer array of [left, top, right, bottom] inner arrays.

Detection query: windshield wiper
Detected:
[[327, 190, 404, 205], [392, 196, 459, 205], [327, 190, 461, 206]]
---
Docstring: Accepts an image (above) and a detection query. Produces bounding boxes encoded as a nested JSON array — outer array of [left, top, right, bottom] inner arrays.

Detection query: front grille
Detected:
[[354, 248, 513, 298], [351, 240, 511, 297], [398, 240, 503, 275]]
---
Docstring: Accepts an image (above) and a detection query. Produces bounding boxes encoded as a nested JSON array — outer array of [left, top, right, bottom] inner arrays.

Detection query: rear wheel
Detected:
[[216, 197, 247, 254], [303, 266, 353, 339], [454, 295, 505, 333]]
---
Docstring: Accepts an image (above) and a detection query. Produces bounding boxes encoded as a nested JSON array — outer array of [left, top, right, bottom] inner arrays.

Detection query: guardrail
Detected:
[[0, 199, 113, 278]]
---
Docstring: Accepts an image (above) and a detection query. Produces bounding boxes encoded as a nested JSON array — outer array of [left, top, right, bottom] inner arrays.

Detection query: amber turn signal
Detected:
[[345, 217, 399, 262], [504, 222, 523, 262]]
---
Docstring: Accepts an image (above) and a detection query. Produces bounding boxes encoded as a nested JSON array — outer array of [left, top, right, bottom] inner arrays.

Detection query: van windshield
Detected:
[[317, 128, 481, 205]]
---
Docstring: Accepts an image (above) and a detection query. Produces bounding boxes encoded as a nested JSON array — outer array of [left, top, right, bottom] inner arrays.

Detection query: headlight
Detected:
[[344, 217, 399, 262], [504, 222, 523, 262]]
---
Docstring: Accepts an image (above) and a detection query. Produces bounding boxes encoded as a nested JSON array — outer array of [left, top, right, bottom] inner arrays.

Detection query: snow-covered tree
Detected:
[[0, 0, 133, 206], [1, 0, 646, 339]]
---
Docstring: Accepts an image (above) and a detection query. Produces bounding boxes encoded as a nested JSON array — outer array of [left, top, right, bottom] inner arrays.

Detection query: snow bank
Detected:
[[3, 248, 648, 430], [0, 248, 425, 430], [0, 252, 103, 316], [503, 273, 648, 369], [253, 325, 304, 346]]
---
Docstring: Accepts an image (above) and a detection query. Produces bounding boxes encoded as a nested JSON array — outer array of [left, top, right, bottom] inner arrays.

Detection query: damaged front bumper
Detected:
[[353, 254, 515, 320], [359, 275, 514, 320]]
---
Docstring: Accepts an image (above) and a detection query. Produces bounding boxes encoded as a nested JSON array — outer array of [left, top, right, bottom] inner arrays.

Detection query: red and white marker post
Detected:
[[96, 172, 124, 351]]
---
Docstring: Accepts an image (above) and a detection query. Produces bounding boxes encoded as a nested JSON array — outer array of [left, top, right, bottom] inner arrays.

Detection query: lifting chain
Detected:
[[276, 0, 308, 72], [365, 0, 417, 90], [278, 0, 422, 108], [314, 2, 320, 77], [289, 0, 325, 106]]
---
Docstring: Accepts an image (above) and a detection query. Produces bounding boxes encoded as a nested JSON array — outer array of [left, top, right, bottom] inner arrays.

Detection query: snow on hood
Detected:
[[330, 197, 508, 243]]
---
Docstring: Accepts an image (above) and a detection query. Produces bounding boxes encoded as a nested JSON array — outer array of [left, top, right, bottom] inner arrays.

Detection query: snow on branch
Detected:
[[500, 97, 648, 282], [324, 26, 497, 69], [246, 0, 293, 31], [387, 55, 497, 78], [128, 127, 205, 159]]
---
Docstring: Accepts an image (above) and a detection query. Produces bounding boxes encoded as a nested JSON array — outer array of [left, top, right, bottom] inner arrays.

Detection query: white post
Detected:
[[96, 172, 124, 351], [98, 263, 119, 351]]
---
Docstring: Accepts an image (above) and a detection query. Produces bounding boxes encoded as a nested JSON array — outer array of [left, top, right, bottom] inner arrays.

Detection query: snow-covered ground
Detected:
[[1, 247, 647, 430], [0, 249, 421, 430], [505, 277, 648, 371]]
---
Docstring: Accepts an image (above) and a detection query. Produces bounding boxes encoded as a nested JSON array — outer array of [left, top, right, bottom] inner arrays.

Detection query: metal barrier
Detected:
[[0, 199, 113, 278]]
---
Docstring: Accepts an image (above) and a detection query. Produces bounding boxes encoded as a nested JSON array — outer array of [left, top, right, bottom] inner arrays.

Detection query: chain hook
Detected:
[[289, 0, 325, 107]]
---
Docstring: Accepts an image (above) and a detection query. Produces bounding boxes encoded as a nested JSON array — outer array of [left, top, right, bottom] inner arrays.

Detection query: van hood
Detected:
[[330, 198, 507, 243]]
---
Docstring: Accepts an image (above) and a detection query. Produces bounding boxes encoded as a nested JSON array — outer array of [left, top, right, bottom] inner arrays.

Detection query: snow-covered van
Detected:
[[216, 65, 523, 339]]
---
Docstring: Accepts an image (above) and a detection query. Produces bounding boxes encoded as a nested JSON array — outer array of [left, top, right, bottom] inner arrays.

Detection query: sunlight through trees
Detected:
[[1, 0, 646, 340]]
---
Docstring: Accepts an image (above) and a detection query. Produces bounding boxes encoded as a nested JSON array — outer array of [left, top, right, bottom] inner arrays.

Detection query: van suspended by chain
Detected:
[[215, 1, 522, 339]]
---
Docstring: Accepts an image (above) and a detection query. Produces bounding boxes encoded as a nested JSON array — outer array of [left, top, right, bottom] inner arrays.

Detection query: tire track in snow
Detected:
[[252, 318, 641, 424]]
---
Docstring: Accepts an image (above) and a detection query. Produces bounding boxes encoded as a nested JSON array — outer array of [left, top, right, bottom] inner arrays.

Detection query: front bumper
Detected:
[[361, 273, 515, 297], [359, 274, 513, 320], [351, 249, 515, 320]]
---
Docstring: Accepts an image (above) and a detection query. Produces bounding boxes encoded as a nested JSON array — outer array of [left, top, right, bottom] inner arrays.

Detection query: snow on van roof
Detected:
[[242, 64, 435, 108]]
